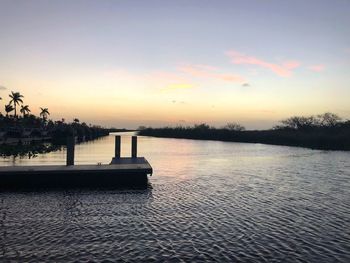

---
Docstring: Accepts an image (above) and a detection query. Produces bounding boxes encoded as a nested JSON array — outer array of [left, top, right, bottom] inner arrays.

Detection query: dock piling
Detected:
[[1, 134, 153, 188], [66, 136, 75, 166], [115, 135, 121, 158], [132, 136, 137, 158]]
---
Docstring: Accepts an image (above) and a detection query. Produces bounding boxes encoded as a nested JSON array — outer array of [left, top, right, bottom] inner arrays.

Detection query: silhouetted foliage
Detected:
[[224, 122, 246, 131], [20, 105, 31, 117], [4, 104, 14, 117], [275, 113, 342, 130], [139, 113, 350, 151], [39, 107, 50, 123], [9, 91, 24, 118], [0, 91, 117, 158]]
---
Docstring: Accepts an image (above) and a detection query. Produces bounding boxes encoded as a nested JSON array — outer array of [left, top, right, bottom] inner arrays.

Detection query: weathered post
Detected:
[[131, 136, 137, 158], [66, 136, 75, 166], [115, 135, 121, 158]]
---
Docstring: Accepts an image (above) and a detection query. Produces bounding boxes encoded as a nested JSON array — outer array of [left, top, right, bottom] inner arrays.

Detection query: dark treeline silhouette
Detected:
[[0, 91, 111, 143], [138, 113, 350, 151], [0, 91, 128, 157], [0, 114, 111, 141]]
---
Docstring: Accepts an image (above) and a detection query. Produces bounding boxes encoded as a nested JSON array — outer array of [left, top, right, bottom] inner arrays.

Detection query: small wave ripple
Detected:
[[0, 136, 350, 262]]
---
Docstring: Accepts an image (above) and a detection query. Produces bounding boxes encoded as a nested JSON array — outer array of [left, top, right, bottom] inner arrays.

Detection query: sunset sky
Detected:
[[0, 0, 349, 129]]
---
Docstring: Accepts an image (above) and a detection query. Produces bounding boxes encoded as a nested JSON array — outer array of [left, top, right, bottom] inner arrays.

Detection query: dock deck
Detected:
[[0, 157, 152, 188]]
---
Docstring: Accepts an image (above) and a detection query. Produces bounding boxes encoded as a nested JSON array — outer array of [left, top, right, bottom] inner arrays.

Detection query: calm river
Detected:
[[0, 133, 349, 262]]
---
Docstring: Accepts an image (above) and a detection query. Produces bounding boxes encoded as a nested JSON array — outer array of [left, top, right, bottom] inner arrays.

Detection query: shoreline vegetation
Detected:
[[138, 113, 350, 151], [0, 91, 132, 158]]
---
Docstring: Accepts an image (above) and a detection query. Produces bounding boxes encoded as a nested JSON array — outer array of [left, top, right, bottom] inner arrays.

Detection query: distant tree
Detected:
[[9, 91, 24, 118], [224, 122, 245, 131], [39, 107, 50, 122], [5, 104, 14, 117], [73, 118, 80, 123], [279, 116, 317, 130], [138, 126, 147, 130], [317, 112, 341, 127], [20, 105, 31, 117], [194, 123, 210, 130], [277, 113, 342, 130]]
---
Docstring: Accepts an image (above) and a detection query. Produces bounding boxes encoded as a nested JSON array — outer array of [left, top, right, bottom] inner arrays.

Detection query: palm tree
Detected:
[[5, 104, 14, 117], [9, 91, 24, 118], [39, 107, 50, 121], [20, 105, 31, 117]]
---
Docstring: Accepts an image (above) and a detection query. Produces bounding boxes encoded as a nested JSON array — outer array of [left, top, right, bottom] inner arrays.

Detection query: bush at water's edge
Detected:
[[138, 114, 350, 151]]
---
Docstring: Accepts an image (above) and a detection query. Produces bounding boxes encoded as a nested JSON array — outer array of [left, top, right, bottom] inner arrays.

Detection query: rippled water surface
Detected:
[[1, 133, 350, 262]]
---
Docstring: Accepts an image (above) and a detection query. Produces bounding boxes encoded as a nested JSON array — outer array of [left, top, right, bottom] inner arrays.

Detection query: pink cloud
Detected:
[[308, 64, 325, 72], [178, 64, 245, 83], [226, 50, 301, 77], [283, 61, 300, 70]]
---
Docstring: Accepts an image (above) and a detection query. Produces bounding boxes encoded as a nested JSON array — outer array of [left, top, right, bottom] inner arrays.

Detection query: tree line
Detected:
[[1, 91, 49, 120], [274, 112, 345, 130], [138, 112, 350, 151], [0, 91, 111, 144]]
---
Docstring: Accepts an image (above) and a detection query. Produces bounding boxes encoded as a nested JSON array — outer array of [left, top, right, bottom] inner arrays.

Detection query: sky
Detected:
[[0, 0, 349, 129]]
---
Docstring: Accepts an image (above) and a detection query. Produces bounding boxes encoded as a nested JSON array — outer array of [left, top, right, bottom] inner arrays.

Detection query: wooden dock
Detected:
[[0, 136, 153, 189]]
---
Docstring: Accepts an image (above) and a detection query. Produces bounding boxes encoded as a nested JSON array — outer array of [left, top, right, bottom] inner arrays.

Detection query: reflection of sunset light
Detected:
[[145, 138, 198, 181]]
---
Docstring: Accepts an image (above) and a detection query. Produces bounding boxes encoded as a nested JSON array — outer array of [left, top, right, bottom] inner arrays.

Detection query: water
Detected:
[[0, 133, 349, 262]]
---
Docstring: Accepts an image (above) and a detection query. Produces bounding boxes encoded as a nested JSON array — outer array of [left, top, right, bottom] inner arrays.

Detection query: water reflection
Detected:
[[0, 132, 136, 166], [0, 134, 349, 262]]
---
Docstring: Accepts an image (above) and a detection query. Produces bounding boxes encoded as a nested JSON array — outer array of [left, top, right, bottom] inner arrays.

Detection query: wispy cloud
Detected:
[[226, 50, 300, 77], [179, 64, 245, 83], [242, 83, 250, 87], [282, 61, 300, 70], [308, 64, 325, 72], [106, 64, 245, 94], [0, 85, 7, 90]]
